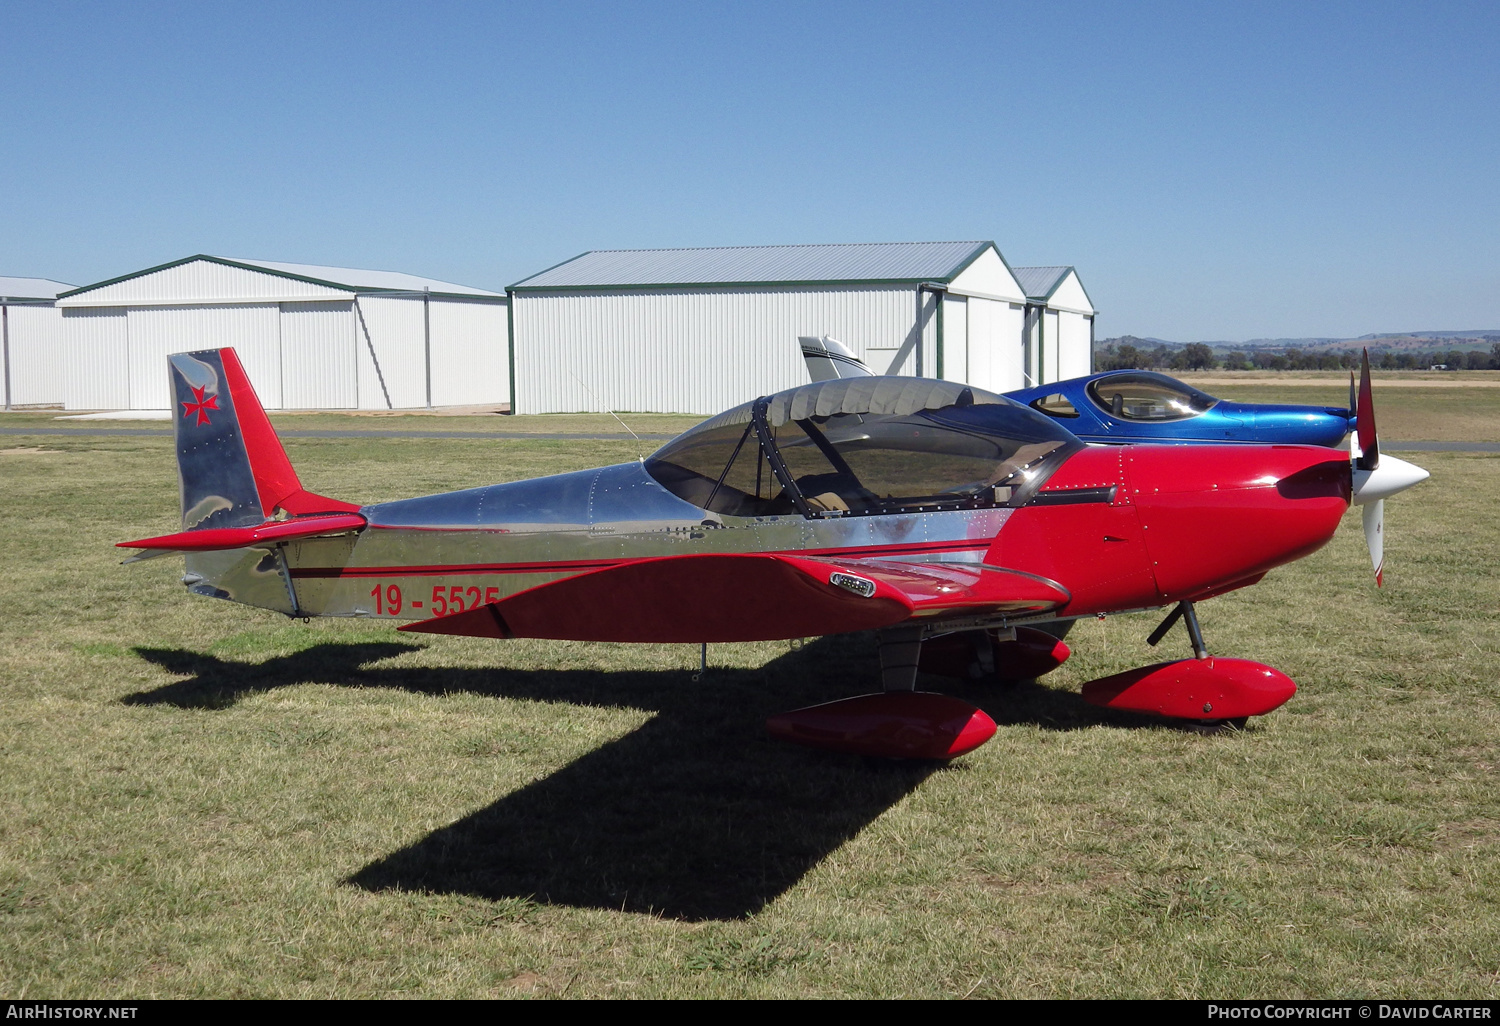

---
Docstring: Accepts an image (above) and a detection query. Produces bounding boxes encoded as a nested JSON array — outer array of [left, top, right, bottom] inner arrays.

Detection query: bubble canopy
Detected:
[[1085, 371, 1219, 421], [646, 377, 1086, 518]]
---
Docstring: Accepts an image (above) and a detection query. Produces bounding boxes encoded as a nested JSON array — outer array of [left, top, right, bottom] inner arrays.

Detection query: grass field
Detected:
[[1, 414, 1499, 997], [11, 373, 1500, 442]]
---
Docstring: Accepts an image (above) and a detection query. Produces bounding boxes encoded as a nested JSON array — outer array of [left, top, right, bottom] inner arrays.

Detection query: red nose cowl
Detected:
[[1127, 445, 1349, 603]]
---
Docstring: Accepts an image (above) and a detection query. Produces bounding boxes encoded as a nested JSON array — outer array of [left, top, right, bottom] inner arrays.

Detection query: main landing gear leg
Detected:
[[877, 626, 923, 692]]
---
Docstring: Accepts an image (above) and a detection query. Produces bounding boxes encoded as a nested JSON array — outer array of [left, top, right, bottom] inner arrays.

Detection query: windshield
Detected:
[[1085, 372, 1219, 421], [646, 378, 1084, 517]]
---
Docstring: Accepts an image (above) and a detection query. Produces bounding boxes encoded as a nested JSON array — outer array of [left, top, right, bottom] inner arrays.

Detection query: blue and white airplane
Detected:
[[800, 337, 1352, 448]]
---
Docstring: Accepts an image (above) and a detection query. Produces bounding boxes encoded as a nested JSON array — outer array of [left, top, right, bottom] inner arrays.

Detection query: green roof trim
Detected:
[[940, 241, 1001, 284], [509, 276, 966, 295], [1015, 266, 1095, 312], [508, 241, 1003, 292], [58, 255, 505, 303]]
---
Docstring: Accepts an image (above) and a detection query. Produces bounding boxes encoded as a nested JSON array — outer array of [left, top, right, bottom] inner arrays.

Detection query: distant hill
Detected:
[[1102, 332, 1500, 354], [1096, 333, 1500, 371]]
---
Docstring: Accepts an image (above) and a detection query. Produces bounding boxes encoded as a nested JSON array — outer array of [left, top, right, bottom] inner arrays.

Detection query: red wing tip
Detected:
[[766, 692, 996, 760], [947, 707, 998, 757]]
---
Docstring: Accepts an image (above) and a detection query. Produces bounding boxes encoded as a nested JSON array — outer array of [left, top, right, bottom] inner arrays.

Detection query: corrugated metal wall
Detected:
[[511, 285, 931, 414], [1043, 309, 1061, 384], [942, 295, 968, 384], [126, 305, 282, 409], [966, 298, 1026, 393], [282, 302, 357, 409], [429, 297, 509, 407], [61, 309, 128, 409], [5, 304, 67, 406], [1057, 310, 1093, 379], [56, 296, 507, 412], [353, 296, 425, 409]]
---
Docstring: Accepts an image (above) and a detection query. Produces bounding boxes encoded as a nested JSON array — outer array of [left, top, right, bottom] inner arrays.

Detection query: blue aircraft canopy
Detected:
[[1085, 372, 1219, 421]]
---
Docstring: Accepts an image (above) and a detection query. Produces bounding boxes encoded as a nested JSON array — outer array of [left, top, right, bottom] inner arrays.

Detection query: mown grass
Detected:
[[0, 430, 1497, 998], [1202, 384, 1500, 442], [10, 378, 1500, 442]]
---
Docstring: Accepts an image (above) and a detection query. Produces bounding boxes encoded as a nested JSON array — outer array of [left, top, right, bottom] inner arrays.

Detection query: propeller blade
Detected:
[[1344, 353, 1426, 587], [1356, 348, 1378, 470], [1363, 499, 1384, 587], [1348, 371, 1358, 443]]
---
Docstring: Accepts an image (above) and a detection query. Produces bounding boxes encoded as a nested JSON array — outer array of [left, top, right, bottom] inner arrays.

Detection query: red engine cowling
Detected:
[[1081, 657, 1297, 720], [766, 692, 997, 760]]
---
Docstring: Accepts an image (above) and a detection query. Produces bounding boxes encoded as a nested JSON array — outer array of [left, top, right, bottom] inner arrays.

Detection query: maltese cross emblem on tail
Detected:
[[181, 385, 219, 426]]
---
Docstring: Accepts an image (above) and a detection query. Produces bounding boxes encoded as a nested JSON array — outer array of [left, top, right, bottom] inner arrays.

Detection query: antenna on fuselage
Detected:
[[568, 370, 644, 460]]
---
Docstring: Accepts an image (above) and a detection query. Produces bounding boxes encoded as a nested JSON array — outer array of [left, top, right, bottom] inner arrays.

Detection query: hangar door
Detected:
[[126, 305, 282, 409], [281, 302, 357, 409]]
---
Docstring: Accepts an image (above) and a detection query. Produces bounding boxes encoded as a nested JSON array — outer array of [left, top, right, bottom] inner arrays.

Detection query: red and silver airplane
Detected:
[[120, 347, 1427, 760]]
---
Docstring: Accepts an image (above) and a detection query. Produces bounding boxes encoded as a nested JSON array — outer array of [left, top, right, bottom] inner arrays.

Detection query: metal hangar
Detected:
[[1013, 265, 1097, 387], [54, 256, 509, 411], [506, 241, 1048, 415], [1, 276, 74, 409]]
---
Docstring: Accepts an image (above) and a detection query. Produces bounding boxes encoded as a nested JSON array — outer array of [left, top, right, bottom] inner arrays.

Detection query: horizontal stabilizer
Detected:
[[400, 553, 1070, 644], [118, 512, 366, 553]]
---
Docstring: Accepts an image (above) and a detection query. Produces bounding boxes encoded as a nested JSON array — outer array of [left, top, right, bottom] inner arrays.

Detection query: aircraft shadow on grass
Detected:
[[125, 634, 1157, 921]]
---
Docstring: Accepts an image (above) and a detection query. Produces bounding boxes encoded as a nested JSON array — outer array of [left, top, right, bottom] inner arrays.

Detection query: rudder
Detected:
[[169, 348, 356, 532]]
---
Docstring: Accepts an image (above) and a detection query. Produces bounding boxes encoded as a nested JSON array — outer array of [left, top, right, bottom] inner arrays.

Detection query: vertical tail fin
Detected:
[[799, 335, 874, 382], [169, 348, 357, 531]]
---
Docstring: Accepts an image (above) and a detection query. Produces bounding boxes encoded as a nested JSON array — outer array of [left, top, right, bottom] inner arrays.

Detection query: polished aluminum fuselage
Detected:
[[185, 461, 1013, 620]]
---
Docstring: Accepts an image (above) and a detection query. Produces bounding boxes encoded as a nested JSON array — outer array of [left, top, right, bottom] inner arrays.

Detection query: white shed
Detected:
[[2, 276, 74, 408], [1013, 266, 1097, 385], [507, 241, 1031, 415], [53, 256, 509, 411]]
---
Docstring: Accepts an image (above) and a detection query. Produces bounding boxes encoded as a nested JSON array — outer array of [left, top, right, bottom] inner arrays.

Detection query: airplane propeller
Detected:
[[1348, 349, 1429, 586]]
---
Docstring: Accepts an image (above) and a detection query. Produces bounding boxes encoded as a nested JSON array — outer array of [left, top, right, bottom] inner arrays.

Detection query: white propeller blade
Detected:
[[1363, 499, 1384, 588], [1347, 348, 1427, 586]]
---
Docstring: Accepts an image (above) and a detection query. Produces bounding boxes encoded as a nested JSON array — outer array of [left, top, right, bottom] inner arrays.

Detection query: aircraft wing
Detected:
[[399, 552, 1070, 643]]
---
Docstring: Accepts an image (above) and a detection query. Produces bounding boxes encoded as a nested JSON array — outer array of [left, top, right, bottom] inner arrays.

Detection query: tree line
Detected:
[[1097, 339, 1500, 372]]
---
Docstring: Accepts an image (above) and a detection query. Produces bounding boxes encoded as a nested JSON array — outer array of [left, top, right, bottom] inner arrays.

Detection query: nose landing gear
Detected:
[[1082, 600, 1296, 725]]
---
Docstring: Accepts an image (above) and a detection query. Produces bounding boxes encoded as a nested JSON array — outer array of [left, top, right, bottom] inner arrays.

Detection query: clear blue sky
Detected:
[[2, 0, 1496, 341]]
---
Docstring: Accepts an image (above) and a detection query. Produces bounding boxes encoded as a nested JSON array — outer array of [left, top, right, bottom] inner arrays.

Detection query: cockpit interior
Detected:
[[646, 378, 1084, 518]]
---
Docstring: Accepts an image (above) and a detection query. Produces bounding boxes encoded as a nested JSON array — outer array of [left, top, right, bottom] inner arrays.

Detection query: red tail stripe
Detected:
[[217, 348, 360, 515]]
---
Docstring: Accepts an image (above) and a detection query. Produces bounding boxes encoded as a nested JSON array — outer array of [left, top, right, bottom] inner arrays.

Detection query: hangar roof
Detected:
[[1012, 266, 1072, 300], [511, 241, 997, 291], [58, 255, 502, 305], [0, 276, 74, 302], [225, 257, 502, 296], [1012, 265, 1096, 315]]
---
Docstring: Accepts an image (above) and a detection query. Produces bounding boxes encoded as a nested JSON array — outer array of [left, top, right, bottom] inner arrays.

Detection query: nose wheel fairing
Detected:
[[1081, 657, 1297, 721]]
